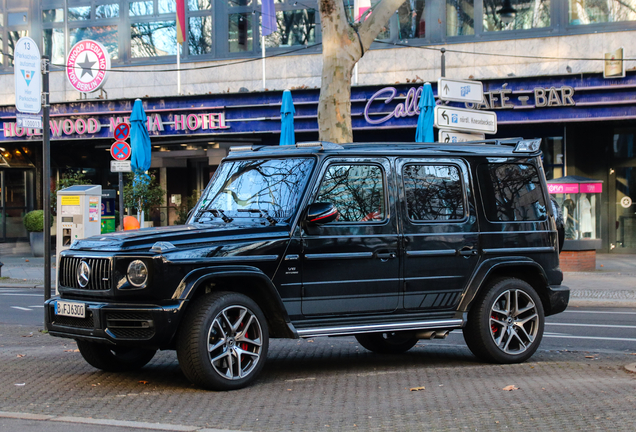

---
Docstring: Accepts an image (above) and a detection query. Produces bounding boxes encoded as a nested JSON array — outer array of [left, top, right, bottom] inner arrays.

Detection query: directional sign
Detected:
[[110, 141, 131, 161], [437, 78, 483, 104], [14, 37, 42, 114], [114, 122, 130, 141], [111, 160, 132, 172], [434, 106, 497, 134], [439, 130, 485, 143]]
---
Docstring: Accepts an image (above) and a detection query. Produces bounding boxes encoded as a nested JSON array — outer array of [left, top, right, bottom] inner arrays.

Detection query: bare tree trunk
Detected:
[[318, 0, 408, 143]]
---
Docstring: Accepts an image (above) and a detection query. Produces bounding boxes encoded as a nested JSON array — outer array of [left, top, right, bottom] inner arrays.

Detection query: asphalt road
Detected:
[[2, 287, 635, 354]]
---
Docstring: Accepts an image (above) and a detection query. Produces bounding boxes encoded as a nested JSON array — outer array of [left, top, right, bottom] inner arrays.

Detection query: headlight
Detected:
[[127, 260, 148, 287]]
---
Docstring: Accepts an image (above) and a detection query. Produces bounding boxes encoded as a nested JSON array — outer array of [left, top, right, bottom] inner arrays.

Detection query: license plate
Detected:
[[56, 301, 86, 318]]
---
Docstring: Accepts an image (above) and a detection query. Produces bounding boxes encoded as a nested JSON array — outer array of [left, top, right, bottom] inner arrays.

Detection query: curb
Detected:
[[0, 411, 245, 432]]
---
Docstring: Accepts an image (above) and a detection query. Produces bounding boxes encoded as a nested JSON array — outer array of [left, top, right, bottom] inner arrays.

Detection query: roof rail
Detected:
[[296, 141, 344, 150], [468, 137, 524, 146], [229, 145, 255, 152]]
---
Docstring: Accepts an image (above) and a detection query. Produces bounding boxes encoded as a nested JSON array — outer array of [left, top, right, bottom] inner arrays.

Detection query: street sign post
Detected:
[[434, 106, 497, 134], [437, 78, 483, 104], [14, 37, 42, 115], [111, 160, 132, 172], [439, 130, 485, 143], [111, 123, 131, 231]]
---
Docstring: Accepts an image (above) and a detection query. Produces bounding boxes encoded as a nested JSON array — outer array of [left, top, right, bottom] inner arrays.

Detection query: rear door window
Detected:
[[479, 163, 547, 222], [403, 164, 465, 221]]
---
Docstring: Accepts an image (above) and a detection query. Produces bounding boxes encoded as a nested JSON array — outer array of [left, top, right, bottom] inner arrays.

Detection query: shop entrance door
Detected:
[[609, 131, 636, 253], [0, 170, 33, 242]]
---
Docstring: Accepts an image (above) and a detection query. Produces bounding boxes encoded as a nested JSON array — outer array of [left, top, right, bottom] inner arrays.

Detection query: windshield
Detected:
[[191, 157, 315, 223]]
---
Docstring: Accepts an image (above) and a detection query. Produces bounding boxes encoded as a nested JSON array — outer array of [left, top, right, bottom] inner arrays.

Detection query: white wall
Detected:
[[0, 31, 632, 105]]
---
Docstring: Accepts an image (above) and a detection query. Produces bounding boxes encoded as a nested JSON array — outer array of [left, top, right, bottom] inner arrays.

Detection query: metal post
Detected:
[[118, 172, 124, 230], [441, 48, 446, 78], [42, 56, 52, 301]]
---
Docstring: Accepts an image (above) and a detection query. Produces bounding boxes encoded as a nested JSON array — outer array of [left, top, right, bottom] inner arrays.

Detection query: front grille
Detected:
[[105, 311, 155, 340], [59, 257, 111, 290], [51, 309, 95, 329]]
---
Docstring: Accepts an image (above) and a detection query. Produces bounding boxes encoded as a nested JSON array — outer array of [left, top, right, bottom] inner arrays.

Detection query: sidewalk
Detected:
[[1, 244, 635, 306]]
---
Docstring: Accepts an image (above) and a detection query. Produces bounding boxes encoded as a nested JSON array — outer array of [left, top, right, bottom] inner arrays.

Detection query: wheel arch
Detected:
[[175, 266, 296, 339], [459, 258, 552, 315]]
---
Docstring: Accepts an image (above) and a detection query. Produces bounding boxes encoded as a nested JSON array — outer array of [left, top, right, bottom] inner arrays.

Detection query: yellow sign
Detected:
[[61, 196, 80, 206], [604, 47, 625, 79]]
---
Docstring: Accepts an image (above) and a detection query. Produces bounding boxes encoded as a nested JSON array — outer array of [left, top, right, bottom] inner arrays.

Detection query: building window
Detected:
[[71, 26, 119, 59], [129, 0, 178, 59], [484, 0, 550, 31], [229, 12, 253, 52], [398, 0, 425, 40], [188, 16, 213, 55], [447, 0, 474, 36], [264, 9, 317, 48], [569, 0, 636, 25]]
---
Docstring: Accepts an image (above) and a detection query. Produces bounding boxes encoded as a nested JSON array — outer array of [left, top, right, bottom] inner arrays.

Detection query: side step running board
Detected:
[[296, 319, 464, 338]]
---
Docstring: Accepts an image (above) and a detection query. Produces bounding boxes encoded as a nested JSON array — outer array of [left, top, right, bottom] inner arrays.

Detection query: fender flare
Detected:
[[458, 257, 549, 312], [173, 265, 296, 338]]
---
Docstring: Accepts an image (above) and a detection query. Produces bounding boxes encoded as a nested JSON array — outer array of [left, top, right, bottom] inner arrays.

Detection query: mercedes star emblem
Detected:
[[77, 261, 91, 288]]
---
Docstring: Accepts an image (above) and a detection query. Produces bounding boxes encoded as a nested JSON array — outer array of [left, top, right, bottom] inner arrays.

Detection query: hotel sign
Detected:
[[2, 112, 230, 139]]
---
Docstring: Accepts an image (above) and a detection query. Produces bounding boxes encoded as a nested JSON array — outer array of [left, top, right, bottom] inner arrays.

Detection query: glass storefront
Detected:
[[611, 130, 636, 252]]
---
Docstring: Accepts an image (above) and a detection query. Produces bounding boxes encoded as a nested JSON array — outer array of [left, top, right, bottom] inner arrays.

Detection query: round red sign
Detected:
[[111, 141, 131, 161], [66, 40, 111, 93]]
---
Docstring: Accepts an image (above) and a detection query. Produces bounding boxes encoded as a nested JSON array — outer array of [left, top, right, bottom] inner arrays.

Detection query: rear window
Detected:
[[479, 163, 547, 222]]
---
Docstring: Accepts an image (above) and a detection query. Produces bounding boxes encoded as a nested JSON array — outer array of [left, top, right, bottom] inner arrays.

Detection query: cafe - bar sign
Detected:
[[66, 40, 110, 93]]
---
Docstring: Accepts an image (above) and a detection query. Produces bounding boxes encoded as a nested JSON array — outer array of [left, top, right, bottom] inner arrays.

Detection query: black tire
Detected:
[[176, 291, 269, 391], [76, 340, 156, 372], [463, 278, 545, 364], [355, 331, 418, 354]]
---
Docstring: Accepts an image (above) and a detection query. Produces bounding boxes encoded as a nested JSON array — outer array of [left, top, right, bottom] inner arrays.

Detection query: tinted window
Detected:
[[315, 165, 385, 222], [403, 164, 465, 221], [480, 163, 547, 222]]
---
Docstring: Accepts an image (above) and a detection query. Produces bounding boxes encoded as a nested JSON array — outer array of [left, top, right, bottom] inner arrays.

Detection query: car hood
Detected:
[[70, 222, 291, 252]]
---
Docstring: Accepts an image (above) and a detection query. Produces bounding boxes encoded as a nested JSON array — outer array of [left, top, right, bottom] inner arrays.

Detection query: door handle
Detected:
[[376, 251, 397, 260], [458, 246, 478, 257]]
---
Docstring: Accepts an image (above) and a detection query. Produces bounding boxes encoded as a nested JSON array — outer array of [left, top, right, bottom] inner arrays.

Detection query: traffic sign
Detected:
[[111, 160, 132, 172], [439, 130, 485, 143], [437, 78, 483, 104], [14, 37, 42, 114], [434, 106, 497, 134], [114, 122, 130, 141], [110, 141, 131, 161]]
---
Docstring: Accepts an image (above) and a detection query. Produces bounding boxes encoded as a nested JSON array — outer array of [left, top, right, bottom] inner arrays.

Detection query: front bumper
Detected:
[[44, 297, 186, 348], [545, 284, 570, 316]]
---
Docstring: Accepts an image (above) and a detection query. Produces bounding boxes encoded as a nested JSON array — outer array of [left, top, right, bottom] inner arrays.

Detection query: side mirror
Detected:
[[305, 202, 338, 225]]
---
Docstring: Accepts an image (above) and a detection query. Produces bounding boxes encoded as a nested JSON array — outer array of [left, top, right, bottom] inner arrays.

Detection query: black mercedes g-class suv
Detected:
[[45, 139, 568, 390]]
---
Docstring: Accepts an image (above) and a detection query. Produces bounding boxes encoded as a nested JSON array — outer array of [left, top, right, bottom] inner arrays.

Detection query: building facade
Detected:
[[0, 0, 634, 252]]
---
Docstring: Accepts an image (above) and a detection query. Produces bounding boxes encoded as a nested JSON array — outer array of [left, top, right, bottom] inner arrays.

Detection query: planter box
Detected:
[[29, 232, 44, 257]]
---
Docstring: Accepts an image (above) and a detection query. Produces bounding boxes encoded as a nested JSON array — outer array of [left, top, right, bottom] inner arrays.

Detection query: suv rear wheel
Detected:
[[463, 278, 544, 364], [76, 340, 156, 372], [177, 291, 269, 390], [355, 331, 418, 354]]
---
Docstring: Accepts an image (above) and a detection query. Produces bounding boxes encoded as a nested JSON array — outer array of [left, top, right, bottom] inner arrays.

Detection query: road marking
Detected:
[[10, 306, 32, 311], [564, 310, 636, 315], [0, 293, 42, 297], [28, 305, 44, 308], [544, 334, 636, 342], [547, 322, 636, 329]]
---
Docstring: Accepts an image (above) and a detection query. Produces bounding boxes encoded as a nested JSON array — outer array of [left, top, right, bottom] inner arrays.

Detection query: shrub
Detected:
[[23, 210, 53, 232]]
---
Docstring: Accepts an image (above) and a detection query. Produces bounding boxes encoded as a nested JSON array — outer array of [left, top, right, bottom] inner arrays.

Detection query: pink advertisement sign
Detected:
[[581, 183, 603, 193], [548, 183, 579, 194]]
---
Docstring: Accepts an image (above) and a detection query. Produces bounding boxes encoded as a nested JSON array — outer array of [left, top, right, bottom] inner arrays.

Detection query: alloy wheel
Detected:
[[488, 289, 540, 355], [207, 305, 263, 380]]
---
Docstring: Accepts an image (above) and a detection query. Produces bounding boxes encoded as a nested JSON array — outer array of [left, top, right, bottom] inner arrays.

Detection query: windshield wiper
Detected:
[[198, 208, 233, 223], [237, 208, 277, 225]]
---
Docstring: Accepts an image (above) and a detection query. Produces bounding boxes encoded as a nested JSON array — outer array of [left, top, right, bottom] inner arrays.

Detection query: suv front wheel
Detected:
[[463, 278, 544, 364], [177, 291, 269, 390]]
